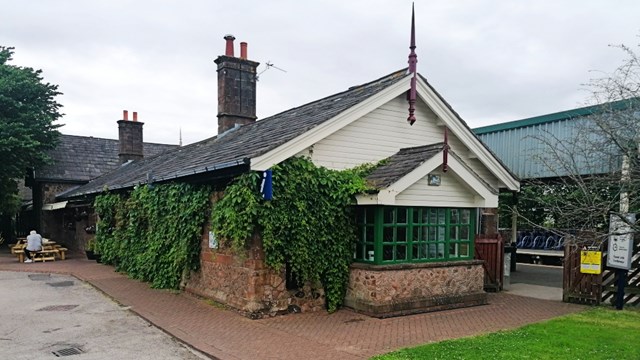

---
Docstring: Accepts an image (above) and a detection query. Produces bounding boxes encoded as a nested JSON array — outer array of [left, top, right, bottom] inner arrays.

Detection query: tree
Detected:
[[514, 39, 640, 246], [0, 46, 62, 215]]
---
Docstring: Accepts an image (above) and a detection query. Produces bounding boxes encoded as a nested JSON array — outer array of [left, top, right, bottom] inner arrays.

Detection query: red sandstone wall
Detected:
[[184, 193, 325, 318]]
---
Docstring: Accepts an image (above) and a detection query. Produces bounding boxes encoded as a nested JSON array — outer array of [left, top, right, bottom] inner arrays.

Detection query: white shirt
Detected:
[[26, 233, 43, 251]]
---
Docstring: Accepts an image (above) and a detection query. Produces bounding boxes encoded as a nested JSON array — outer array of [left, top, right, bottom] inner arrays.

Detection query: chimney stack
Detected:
[[224, 34, 235, 57], [240, 42, 247, 59], [118, 109, 144, 164], [215, 34, 259, 134]]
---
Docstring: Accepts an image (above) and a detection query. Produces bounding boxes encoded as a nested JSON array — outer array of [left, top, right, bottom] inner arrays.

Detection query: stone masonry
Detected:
[[184, 193, 324, 318], [345, 260, 487, 317]]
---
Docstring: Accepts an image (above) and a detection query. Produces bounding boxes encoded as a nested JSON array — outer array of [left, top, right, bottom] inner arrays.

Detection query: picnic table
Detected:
[[9, 238, 68, 262]]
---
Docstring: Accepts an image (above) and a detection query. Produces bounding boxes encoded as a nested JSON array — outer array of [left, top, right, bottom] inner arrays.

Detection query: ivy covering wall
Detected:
[[211, 157, 373, 312], [94, 183, 210, 289], [93, 157, 373, 312]]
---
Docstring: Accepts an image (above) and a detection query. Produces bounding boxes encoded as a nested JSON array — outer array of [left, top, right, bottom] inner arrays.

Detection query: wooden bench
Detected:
[[32, 249, 58, 262], [14, 244, 67, 262], [10, 244, 24, 256], [54, 247, 68, 260]]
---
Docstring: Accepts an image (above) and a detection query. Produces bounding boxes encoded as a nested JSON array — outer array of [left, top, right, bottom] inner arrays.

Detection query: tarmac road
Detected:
[[0, 271, 208, 360]]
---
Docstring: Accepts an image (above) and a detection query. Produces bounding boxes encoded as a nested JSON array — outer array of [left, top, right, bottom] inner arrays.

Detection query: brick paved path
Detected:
[[0, 252, 586, 359]]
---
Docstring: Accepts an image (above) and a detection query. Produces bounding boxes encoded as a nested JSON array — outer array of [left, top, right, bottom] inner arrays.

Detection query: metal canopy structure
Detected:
[[473, 98, 639, 180]]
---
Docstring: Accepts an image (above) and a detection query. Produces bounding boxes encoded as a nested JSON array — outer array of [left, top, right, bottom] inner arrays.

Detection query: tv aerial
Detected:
[[257, 61, 287, 80]]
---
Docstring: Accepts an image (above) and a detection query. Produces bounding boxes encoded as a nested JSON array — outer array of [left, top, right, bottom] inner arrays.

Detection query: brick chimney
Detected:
[[214, 34, 259, 134], [118, 110, 144, 163]]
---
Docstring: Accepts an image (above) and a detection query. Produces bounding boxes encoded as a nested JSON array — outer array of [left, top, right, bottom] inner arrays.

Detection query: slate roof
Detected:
[[60, 69, 408, 199], [366, 143, 498, 195], [366, 143, 444, 189], [35, 134, 176, 182]]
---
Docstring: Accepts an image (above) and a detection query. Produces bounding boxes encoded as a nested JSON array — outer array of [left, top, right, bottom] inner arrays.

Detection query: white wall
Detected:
[[302, 95, 501, 190]]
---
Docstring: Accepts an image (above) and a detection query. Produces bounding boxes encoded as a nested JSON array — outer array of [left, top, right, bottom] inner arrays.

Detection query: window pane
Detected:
[[366, 226, 375, 242], [451, 226, 459, 240], [396, 245, 407, 261], [383, 227, 394, 242], [428, 243, 437, 258], [354, 243, 363, 259], [413, 227, 420, 242], [451, 209, 459, 224], [438, 209, 446, 224], [460, 243, 470, 257], [449, 243, 459, 257], [356, 208, 365, 224], [437, 226, 446, 241], [421, 226, 429, 241], [440, 243, 446, 258], [397, 227, 407, 242], [460, 226, 469, 240], [413, 209, 420, 224], [397, 208, 407, 224], [432, 243, 445, 259], [429, 209, 437, 224], [412, 244, 420, 260], [384, 208, 394, 224], [461, 209, 471, 224], [365, 208, 376, 224], [428, 227, 436, 242], [383, 245, 394, 261], [420, 243, 428, 259], [422, 209, 430, 224]]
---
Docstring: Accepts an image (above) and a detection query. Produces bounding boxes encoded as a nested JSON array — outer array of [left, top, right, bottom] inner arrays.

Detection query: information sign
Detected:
[[580, 250, 602, 274], [607, 214, 635, 270]]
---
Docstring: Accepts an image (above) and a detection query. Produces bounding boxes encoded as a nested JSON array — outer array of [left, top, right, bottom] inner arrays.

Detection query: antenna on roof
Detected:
[[407, 3, 418, 126], [179, 127, 183, 147], [257, 61, 287, 81]]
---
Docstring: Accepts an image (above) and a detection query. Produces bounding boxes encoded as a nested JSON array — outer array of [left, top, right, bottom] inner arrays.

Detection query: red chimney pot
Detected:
[[133, 111, 138, 122], [123, 110, 129, 121], [224, 34, 235, 57], [240, 42, 247, 59]]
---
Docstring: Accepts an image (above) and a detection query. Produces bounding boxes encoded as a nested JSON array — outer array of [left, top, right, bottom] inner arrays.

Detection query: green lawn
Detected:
[[373, 307, 640, 360]]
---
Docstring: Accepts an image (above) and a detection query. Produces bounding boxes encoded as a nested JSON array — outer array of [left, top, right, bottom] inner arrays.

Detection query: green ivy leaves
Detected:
[[211, 157, 372, 312], [94, 183, 210, 289], [94, 157, 375, 312]]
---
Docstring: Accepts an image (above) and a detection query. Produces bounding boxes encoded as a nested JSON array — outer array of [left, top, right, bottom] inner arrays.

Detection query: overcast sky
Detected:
[[2, 1, 639, 145]]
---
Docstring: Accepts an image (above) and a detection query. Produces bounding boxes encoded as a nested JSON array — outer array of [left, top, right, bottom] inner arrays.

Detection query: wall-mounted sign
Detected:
[[580, 250, 602, 274], [208, 231, 218, 249], [606, 213, 635, 270]]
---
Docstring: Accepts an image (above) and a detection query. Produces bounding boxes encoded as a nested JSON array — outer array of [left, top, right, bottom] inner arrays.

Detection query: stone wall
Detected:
[[344, 260, 487, 318], [184, 229, 326, 318], [184, 193, 325, 318]]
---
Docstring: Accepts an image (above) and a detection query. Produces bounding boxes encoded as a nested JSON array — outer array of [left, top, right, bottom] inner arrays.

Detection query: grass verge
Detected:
[[373, 307, 640, 360]]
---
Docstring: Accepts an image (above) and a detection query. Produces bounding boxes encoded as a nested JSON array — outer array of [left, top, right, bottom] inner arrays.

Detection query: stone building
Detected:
[[60, 34, 519, 318], [18, 113, 175, 250]]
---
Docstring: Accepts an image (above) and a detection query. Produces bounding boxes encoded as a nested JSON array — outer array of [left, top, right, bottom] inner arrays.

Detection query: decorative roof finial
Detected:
[[407, 3, 418, 125], [408, 3, 417, 74]]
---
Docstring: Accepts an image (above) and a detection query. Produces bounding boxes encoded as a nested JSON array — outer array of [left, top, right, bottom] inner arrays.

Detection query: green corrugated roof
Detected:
[[473, 97, 638, 135]]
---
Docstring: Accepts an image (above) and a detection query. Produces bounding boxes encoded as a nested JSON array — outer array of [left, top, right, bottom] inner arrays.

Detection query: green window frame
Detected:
[[354, 206, 476, 264]]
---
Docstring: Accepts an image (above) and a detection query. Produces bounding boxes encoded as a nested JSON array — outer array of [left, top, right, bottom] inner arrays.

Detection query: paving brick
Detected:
[[0, 252, 586, 359]]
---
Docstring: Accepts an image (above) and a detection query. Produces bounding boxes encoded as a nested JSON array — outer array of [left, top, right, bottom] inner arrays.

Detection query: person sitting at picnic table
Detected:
[[24, 230, 43, 263]]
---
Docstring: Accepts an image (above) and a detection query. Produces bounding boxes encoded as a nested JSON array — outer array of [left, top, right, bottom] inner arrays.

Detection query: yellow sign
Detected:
[[580, 250, 602, 274]]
